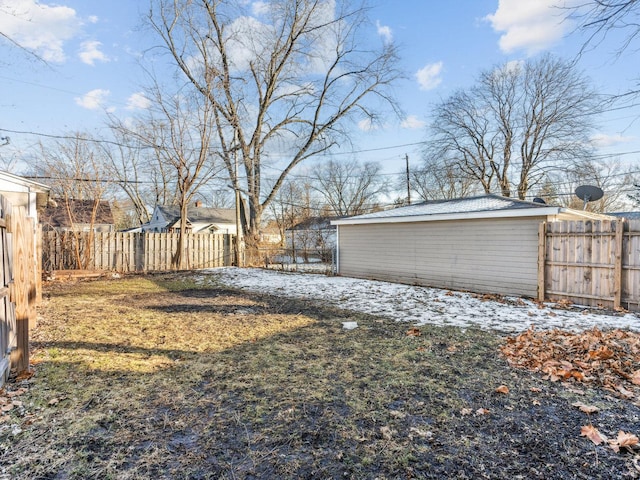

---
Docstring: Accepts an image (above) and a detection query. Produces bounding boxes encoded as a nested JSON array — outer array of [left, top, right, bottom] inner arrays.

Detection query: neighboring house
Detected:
[[332, 194, 613, 298], [0, 170, 50, 222], [286, 216, 338, 262], [40, 198, 115, 233], [142, 202, 236, 234]]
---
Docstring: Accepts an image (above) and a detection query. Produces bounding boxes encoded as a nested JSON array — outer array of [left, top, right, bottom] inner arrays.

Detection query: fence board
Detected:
[[7, 207, 33, 374], [42, 231, 235, 272]]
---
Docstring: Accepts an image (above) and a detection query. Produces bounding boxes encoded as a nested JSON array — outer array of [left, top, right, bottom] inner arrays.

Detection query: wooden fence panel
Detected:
[[544, 219, 639, 311], [42, 231, 235, 273]]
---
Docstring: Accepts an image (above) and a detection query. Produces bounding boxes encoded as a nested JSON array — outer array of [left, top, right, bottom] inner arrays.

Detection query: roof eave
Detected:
[[331, 206, 611, 225]]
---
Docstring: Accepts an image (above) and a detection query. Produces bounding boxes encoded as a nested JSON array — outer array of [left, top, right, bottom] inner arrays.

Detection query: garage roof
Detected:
[[332, 194, 611, 225]]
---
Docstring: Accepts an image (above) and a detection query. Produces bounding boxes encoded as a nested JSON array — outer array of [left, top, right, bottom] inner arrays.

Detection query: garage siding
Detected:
[[337, 217, 543, 297]]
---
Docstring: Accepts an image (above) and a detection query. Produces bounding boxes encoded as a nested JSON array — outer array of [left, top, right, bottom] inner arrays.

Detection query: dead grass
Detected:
[[0, 272, 639, 479]]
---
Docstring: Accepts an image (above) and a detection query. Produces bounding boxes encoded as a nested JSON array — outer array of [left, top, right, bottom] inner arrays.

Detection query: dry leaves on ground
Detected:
[[500, 327, 640, 400]]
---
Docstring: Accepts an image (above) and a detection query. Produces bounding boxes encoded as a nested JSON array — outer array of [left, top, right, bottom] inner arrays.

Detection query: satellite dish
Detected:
[[532, 197, 546, 204], [575, 185, 604, 210]]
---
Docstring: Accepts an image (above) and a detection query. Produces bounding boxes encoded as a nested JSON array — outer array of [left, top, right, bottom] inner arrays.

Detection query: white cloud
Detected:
[[485, 0, 576, 55], [415, 61, 443, 91], [591, 133, 635, 147], [376, 20, 392, 43], [87, 15, 98, 24], [126, 92, 151, 110], [251, 1, 269, 16], [401, 115, 425, 129], [0, 0, 81, 62], [75, 89, 110, 110], [78, 40, 108, 65]]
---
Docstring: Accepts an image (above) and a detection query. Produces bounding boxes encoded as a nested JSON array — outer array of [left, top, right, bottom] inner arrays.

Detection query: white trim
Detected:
[[332, 207, 608, 226], [0, 170, 50, 192], [335, 226, 340, 273]]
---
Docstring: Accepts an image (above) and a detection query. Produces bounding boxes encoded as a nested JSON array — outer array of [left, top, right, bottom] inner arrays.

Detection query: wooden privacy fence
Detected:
[[42, 231, 235, 272], [541, 219, 640, 311], [0, 195, 39, 385]]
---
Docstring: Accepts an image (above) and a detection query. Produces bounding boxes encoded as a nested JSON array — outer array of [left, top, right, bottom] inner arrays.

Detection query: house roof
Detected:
[[157, 205, 235, 225], [609, 212, 640, 220], [332, 194, 612, 226], [289, 216, 339, 231], [40, 199, 114, 228]]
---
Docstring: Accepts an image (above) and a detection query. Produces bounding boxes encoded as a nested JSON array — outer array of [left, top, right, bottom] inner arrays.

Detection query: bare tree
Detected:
[[100, 137, 158, 226], [34, 134, 116, 268], [147, 0, 400, 256], [571, 1, 640, 57], [268, 178, 312, 245], [543, 156, 638, 212], [426, 55, 598, 199], [411, 157, 478, 201], [309, 158, 387, 216], [109, 82, 223, 269]]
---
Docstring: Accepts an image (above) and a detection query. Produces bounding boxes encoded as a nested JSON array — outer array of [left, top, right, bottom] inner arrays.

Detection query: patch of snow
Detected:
[[342, 321, 358, 330], [200, 268, 639, 334]]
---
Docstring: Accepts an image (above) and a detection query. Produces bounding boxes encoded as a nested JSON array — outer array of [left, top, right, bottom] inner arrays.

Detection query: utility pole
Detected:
[[405, 153, 411, 205]]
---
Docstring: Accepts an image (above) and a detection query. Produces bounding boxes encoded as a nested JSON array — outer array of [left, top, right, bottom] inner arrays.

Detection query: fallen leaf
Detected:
[[475, 408, 490, 416], [617, 385, 635, 399], [609, 431, 639, 453], [406, 327, 421, 337], [631, 370, 640, 386], [495, 385, 510, 394], [572, 402, 599, 414], [15, 370, 34, 381], [530, 387, 542, 393], [460, 408, 472, 416], [1, 404, 12, 413], [48, 398, 60, 406], [6, 388, 26, 398], [532, 399, 541, 406], [581, 425, 607, 445]]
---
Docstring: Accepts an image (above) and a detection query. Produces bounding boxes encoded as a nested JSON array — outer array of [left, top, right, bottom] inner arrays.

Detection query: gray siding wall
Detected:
[[337, 216, 543, 297]]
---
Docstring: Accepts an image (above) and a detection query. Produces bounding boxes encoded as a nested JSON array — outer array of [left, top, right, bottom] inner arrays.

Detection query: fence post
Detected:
[[613, 219, 624, 310], [537, 221, 546, 302]]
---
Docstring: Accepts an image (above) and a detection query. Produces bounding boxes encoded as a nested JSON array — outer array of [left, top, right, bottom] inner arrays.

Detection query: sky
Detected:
[[203, 267, 640, 333], [0, 0, 639, 196]]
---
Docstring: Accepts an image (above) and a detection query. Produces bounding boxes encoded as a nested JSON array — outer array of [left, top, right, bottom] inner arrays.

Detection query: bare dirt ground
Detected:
[[0, 272, 639, 479]]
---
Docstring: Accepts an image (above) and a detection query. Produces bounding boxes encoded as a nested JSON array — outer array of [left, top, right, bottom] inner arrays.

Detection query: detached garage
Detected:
[[332, 194, 608, 298]]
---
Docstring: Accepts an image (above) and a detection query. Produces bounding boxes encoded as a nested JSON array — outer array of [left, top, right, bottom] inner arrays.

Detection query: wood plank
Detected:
[[9, 206, 30, 373], [613, 220, 624, 309]]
